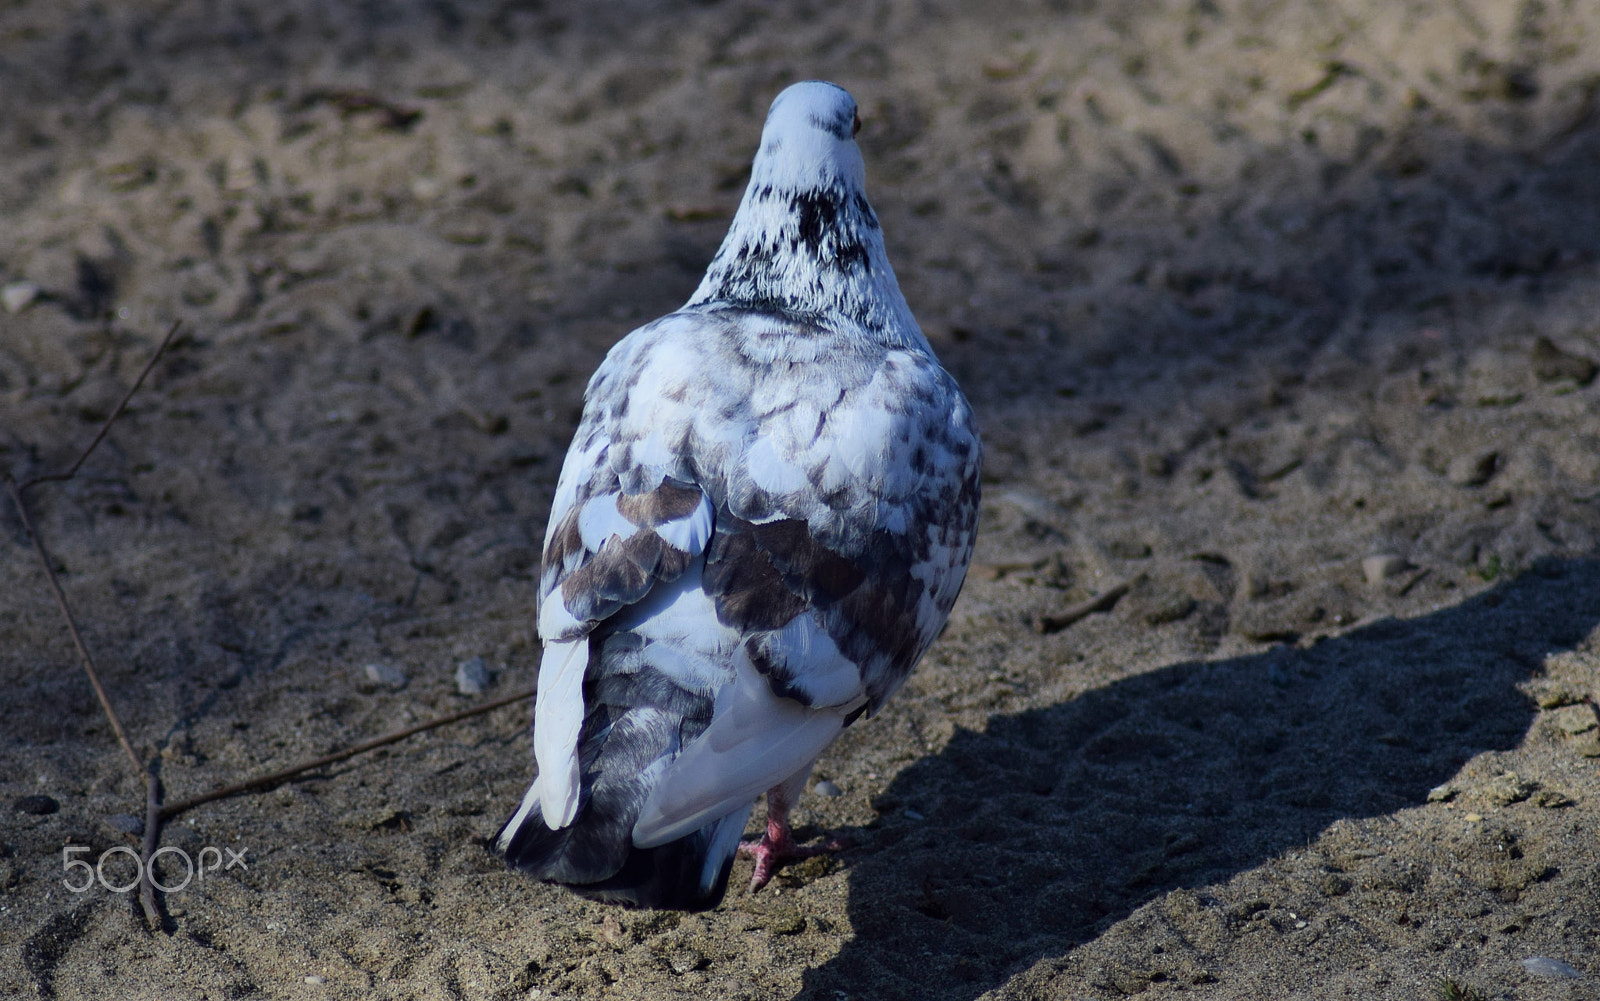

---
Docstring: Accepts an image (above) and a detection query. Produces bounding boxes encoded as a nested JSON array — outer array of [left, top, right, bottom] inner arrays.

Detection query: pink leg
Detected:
[[737, 765, 847, 893]]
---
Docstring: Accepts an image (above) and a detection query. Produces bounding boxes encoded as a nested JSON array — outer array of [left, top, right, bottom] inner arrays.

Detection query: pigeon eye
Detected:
[[852, 113, 861, 136]]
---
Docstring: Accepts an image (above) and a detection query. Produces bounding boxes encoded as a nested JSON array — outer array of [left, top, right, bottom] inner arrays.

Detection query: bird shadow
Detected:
[[800, 558, 1600, 1001]]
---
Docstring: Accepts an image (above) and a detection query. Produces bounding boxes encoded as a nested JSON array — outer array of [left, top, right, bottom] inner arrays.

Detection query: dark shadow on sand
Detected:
[[803, 559, 1600, 1001]]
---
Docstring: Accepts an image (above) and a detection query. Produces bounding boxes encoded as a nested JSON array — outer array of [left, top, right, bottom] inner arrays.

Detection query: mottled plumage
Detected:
[[496, 81, 981, 910]]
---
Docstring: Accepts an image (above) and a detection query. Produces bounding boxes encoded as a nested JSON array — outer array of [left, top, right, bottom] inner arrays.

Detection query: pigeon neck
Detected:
[[687, 179, 923, 346]]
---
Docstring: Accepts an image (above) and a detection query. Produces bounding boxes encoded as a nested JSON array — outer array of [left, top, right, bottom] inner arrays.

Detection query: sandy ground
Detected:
[[4, 1, 1600, 998]]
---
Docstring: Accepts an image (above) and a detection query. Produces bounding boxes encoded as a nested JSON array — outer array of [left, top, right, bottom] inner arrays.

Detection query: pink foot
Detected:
[[737, 776, 851, 893], [738, 826, 848, 893]]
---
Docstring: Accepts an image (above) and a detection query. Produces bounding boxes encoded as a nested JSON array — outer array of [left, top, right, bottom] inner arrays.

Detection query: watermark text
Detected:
[[63, 845, 248, 893]]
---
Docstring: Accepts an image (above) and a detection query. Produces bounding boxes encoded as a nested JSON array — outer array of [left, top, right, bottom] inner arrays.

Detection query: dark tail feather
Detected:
[[496, 791, 749, 911], [499, 643, 742, 909], [495, 795, 575, 875]]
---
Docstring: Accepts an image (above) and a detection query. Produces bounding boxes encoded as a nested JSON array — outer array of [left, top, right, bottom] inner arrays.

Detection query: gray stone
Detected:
[[455, 656, 492, 695], [1361, 554, 1411, 585], [812, 779, 843, 798], [107, 813, 144, 835], [1521, 957, 1584, 980], [1447, 451, 1499, 487], [364, 662, 408, 690], [2, 281, 39, 314]]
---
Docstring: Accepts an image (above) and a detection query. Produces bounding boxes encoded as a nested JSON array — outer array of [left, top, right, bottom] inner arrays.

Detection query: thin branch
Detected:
[[1034, 576, 1140, 635], [2, 320, 182, 777], [140, 769, 163, 929], [160, 686, 535, 819], [3, 474, 146, 775], [3, 318, 535, 932], [21, 319, 182, 491], [3, 320, 182, 932]]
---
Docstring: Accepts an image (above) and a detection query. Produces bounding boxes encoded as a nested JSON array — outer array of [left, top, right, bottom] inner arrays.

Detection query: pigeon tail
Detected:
[[497, 786, 751, 911], [500, 615, 753, 910]]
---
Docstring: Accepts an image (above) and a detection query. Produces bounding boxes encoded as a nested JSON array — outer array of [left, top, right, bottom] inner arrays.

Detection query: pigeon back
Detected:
[[497, 80, 981, 911]]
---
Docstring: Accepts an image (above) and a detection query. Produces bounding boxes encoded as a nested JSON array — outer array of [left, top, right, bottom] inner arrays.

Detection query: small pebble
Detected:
[[13, 794, 59, 815], [1535, 688, 1579, 709], [1107, 538, 1152, 560], [1464, 813, 1483, 823], [767, 909, 806, 935], [455, 656, 491, 695], [1426, 783, 1458, 803], [1318, 874, 1351, 897], [2, 281, 39, 314], [364, 662, 408, 689], [668, 948, 705, 975], [813, 779, 843, 798], [1447, 451, 1499, 488], [305, 975, 327, 985], [1531, 336, 1598, 386], [1521, 957, 1584, 980], [1361, 554, 1411, 585], [1550, 703, 1598, 735], [1485, 771, 1537, 806], [904, 808, 925, 820], [107, 813, 144, 835]]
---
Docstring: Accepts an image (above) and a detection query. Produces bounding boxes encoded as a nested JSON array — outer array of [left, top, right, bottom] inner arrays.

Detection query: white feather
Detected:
[[497, 782, 542, 852], [632, 657, 865, 848], [745, 436, 812, 495], [654, 492, 714, 554], [533, 638, 589, 829], [626, 429, 678, 476], [577, 494, 636, 550], [507, 82, 980, 904], [537, 588, 585, 643], [549, 435, 607, 529], [606, 564, 738, 696], [760, 613, 863, 707], [829, 403, 893, 483], [691, 406, 752, 450]]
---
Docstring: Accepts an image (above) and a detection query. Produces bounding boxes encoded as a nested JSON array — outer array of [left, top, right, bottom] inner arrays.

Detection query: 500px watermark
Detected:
[[62, 845, 248, 894]]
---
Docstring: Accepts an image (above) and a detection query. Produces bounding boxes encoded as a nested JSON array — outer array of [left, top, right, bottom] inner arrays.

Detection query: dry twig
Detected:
[[7, 318, 537, 931], [3, 318, 181, 929], [159, 686, 534, 818], [1034, 576, 1140, 634]]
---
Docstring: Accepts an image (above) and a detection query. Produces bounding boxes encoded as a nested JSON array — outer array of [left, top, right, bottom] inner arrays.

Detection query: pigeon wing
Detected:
[[528, 412, 715, 828]]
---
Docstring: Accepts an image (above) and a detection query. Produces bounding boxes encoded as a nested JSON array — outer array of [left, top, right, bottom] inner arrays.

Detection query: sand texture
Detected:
[[3, 1, 1600, 998]]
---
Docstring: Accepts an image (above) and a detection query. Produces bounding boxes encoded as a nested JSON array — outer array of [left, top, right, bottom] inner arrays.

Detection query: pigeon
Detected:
[[495, 80, 981, 911]]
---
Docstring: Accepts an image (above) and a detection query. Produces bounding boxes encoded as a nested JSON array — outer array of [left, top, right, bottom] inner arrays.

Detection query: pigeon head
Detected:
[[687, 82, 925, 346], [750, 81, 866, 192]]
